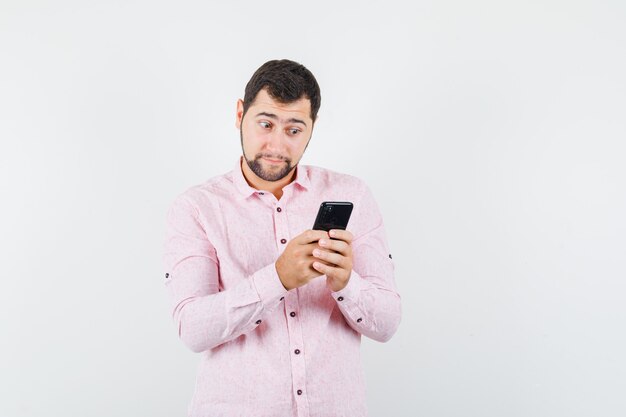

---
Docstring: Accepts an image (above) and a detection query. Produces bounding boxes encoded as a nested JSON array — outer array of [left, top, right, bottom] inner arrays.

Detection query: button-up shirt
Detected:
[[163, 157, 402, 417]]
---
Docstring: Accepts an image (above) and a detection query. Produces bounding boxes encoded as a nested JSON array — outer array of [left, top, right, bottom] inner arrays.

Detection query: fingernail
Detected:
[[329, 230, 336, 237], [313, 249, 321, 257], [319, 239, 327, 246]]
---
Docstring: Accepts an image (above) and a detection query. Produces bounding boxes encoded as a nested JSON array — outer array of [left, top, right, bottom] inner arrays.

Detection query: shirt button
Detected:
[[280, 238, 287, 244], [256, 320, 262, 325], [389, 254, 393, 259], [290, 312, 296, 317], [337, 296, 344, 301], [297, 389, 303, 395], [258, 192, 264, 195], [276, 207, 282, 212], [294, 349, 301, 355], [280, 297, 284, 301], [357, 318, 363, 323], [165, 273, 169, 278]]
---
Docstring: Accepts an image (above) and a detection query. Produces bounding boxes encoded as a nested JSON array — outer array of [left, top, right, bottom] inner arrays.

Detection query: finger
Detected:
[[312, 248, 349, 269], [328, 229, 353, 244], [303, 241, 328, 255], [318, 237, 351, 256], [297, 229, 329, 245], [307, 255, 333, 272], [307, 259, 328, 274], [312, 261, 345, 280]]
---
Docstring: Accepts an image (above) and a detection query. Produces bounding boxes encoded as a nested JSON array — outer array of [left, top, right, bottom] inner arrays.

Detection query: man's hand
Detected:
[[276, 230, 332, 290], [311, 229, 354, 292]]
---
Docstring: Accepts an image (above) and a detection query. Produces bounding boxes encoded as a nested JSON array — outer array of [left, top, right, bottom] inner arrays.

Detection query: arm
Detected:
[[162, 195, 287, 353], [313, 185, 402, 342]]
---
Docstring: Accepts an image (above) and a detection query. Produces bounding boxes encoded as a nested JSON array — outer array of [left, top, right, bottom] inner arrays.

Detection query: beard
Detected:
[[241, 131, 296, 182]]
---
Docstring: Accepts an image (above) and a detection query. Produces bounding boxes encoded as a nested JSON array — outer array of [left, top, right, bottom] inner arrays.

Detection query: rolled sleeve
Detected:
[[163, 194, 287, 352], [331, 183, 402, 342]]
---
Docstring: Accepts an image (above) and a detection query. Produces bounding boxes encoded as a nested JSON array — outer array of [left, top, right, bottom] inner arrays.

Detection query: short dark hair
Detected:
[[243, 59, 321, 122]]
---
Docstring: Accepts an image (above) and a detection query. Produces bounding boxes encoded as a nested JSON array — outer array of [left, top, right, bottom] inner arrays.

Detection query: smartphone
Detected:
[[312, 201, 353, 232]]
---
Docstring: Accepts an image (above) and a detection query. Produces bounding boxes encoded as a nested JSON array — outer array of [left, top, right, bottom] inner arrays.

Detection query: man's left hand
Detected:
[[312, 229, 353, 292]]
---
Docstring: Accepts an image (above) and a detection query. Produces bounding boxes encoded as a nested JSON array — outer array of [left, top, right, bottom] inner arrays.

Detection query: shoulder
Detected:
[[169, 170, 236, 212], [302, 164, 369, 194], [302, 165, 385, 239]]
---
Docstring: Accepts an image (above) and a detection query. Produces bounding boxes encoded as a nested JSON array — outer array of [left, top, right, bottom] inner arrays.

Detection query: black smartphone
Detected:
[[312, 201, 353, 232]]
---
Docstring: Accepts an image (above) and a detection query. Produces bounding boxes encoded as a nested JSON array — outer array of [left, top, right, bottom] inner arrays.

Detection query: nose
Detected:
[[264, 129, 286, 153]]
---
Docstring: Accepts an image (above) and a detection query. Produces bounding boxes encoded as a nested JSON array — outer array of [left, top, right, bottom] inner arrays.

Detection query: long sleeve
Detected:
[[162, 195, 287, 353], [162, 163, 400, 415], [330, 184, 402, 342]]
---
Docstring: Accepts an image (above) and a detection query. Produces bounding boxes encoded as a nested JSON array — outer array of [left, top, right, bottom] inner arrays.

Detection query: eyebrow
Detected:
[[255, 112, 307, 127]]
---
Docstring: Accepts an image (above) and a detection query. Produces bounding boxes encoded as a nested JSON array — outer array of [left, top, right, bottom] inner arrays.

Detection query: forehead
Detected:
[[248, 89, 312, 122]]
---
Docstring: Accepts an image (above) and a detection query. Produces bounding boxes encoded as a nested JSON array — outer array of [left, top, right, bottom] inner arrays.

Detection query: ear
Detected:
[[235, 99, 244, 129]]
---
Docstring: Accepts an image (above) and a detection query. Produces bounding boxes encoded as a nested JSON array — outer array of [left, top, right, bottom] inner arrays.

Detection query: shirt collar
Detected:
[[292, 161, 311, 191], [232, 156, 311, 200]]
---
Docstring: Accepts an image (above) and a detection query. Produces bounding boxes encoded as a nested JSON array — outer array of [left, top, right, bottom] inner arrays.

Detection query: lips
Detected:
[[262, 157, 284, 164]]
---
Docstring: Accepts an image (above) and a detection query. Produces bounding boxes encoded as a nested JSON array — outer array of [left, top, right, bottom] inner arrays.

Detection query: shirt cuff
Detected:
[[251, 262, 289, 308], [331, 270, 367, 324], [331, 269, 364, 301]]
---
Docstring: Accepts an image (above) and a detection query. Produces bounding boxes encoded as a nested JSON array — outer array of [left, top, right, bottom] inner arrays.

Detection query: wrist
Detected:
[[275, 260, 293, 290]]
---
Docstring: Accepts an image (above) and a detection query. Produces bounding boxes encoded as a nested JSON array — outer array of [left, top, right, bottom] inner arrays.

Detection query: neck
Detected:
[[240, 157, 297, 200]]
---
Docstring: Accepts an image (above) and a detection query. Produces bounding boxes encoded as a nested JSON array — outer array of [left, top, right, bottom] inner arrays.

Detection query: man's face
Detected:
[[236, 89, 314, 182]]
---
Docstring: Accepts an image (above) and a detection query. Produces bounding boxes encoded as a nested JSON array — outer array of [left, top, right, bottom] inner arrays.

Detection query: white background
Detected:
[[1, 1, 625, 416]]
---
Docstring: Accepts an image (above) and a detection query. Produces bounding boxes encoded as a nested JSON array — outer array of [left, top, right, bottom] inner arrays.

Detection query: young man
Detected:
[[163, 59, 401, 417]]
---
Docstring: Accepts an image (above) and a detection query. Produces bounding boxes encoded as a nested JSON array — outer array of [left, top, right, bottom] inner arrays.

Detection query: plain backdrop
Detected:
[[1, 1, 625, 416]]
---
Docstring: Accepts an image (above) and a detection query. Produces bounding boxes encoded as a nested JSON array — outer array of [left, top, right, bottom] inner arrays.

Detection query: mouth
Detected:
[[262, 157, 285, 164]]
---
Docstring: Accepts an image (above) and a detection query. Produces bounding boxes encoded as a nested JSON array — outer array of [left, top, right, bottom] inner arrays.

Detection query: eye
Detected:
[[259, 121, 272, 129], [287, 128, 301, 136]]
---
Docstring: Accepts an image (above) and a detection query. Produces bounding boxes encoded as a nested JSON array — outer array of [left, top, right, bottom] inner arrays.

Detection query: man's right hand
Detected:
[[275, 229, 331, 290]]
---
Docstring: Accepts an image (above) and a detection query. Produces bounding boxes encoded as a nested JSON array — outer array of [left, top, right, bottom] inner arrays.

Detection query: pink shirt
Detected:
[[163, 158, 402, 417]]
